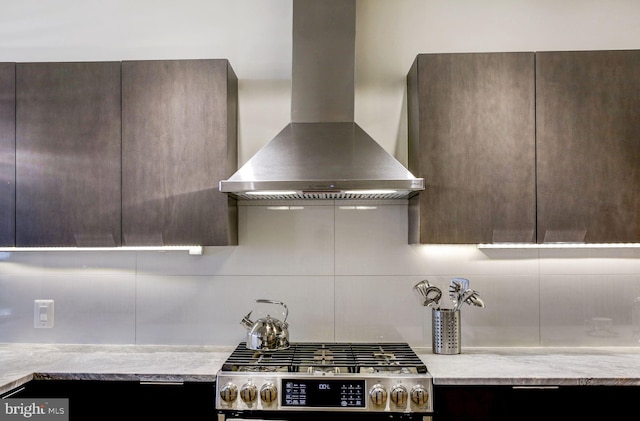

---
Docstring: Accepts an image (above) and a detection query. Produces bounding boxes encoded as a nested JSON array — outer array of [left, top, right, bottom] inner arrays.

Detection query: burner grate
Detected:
[[352, 342, 428, 374], [222, 345, 296, 372], [291, 342, 357, 374]]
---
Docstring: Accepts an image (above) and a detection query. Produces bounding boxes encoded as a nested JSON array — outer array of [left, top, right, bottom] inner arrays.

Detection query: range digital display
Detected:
[[282, 379, 366, 408]]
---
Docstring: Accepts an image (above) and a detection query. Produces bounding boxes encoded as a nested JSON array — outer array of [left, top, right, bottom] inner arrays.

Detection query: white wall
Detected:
[[1, 0, 639, 348]]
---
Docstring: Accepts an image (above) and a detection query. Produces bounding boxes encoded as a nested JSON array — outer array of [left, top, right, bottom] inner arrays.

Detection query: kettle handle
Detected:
[[255, 299, 288, 322]]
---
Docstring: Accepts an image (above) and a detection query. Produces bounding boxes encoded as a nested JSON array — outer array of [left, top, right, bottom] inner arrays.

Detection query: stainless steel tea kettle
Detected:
[[240, 299, 290, 351]]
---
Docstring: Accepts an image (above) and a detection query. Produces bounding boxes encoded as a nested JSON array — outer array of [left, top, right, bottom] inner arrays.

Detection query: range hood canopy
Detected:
[[219, 0, 424, 200]]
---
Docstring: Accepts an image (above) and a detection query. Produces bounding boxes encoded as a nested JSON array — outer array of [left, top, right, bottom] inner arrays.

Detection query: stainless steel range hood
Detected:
[[219, 0, 424, 200]]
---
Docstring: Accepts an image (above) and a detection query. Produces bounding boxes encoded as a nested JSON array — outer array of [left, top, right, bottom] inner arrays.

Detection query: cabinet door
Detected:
[[435, 385, 628, 421], [536, 50, 640, 243], [15, 62, 122, 247], [122, 59, 238, 246], [408, 53, 536, 244], [0, 63, 15, 246], [13, 380, 216, 419]]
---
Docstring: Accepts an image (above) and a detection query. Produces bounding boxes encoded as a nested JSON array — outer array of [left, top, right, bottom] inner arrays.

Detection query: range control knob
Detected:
[[260, 382, 278, 403], [369, 384, 387, 406], [219, 382, 238, 403], [390, 385, 408, 406], [410, 385, 429, 406], [240, 383, 258, 403]]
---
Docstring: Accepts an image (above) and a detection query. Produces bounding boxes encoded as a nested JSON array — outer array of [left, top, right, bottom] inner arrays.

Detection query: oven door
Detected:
[[217, 410, 433, 421]]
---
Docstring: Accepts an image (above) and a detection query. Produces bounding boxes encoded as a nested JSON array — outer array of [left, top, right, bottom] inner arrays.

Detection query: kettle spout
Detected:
[[240, 311, 254, 330]]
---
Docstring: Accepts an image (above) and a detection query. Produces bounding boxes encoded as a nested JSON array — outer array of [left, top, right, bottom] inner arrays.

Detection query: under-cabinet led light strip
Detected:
[[478, 243, 640, 249], [0, 246, 203, 255]]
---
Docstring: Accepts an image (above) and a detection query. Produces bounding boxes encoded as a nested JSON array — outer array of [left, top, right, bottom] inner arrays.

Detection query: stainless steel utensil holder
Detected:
[[432, 309, 461, 354]]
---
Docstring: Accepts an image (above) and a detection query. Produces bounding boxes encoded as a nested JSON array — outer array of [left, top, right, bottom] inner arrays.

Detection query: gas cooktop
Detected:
[[216, 342, 433, 415], [221, 342, 429, 374]]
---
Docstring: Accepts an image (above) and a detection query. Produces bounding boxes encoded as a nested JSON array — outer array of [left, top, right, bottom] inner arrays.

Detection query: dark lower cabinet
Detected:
[[5, 380, 216, 419], [0, 63, 15, 247], [434, 385, 639, 420], [15, 62, 122, 247]]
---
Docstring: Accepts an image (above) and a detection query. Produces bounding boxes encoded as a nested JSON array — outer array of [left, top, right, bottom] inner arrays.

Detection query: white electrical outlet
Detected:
[[34, 299, 54, 328]]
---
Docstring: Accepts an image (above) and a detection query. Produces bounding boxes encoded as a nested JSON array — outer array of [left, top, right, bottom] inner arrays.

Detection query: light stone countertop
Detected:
[[2, 344, 640, 395], [416, 346, 640, 386], [0, 343, 233, 395]]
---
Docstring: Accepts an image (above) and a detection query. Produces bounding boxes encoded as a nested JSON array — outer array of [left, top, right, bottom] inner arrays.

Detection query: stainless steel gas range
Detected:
[[215, 342, 433, 421]]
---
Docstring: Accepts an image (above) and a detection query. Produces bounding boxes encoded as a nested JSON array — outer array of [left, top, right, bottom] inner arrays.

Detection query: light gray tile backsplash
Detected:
[[135, 275, 334, 345], [1, 202, 639, 347], [0, 273, 136, 344]]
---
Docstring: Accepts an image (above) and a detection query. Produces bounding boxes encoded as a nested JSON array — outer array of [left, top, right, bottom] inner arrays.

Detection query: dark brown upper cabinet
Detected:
[[121, 59, 238, 246], [0, 63, 15, 247], [536, 50, 640, 243], [15, 62, 122, 247], [407, 53, 536, 244]]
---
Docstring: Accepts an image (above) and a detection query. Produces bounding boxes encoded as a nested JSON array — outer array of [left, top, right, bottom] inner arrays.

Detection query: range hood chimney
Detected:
[[219, 0, 424, 200]]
